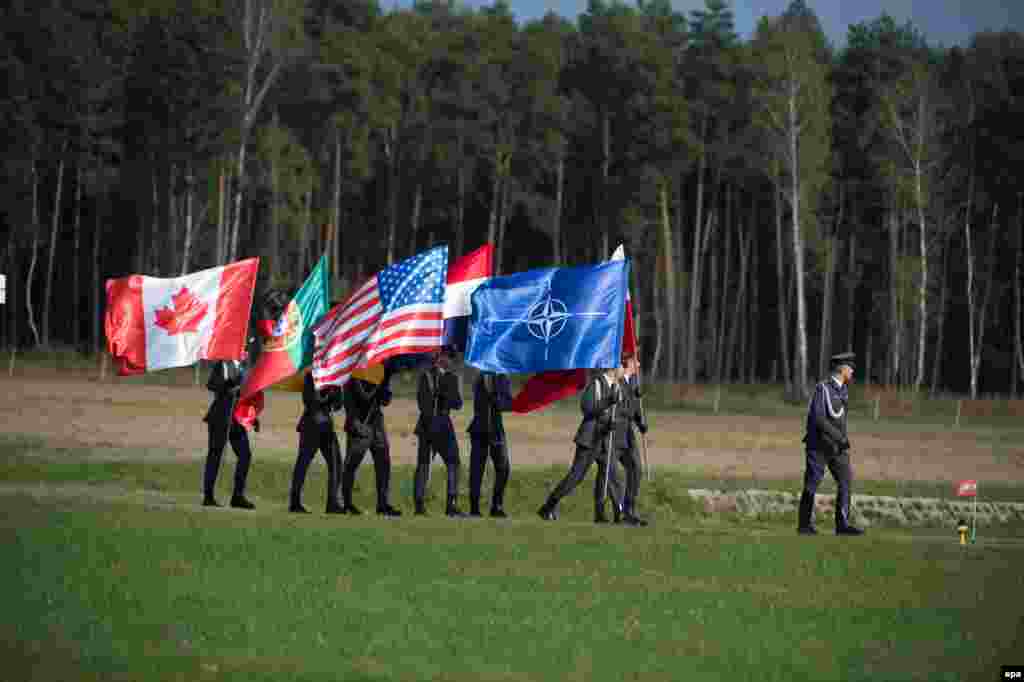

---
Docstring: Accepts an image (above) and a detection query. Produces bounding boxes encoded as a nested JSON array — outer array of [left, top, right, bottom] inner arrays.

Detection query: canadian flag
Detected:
[[105, 258, 259, 375]]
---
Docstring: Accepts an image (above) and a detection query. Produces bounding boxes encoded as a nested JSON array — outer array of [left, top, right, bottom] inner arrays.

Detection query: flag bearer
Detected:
[[289, 371, 344, 514], [798, 352, 864, 536], [468, 370, 514, 517], [341, 373, 402, 516], [413, 346, 466, 517], [612, 356, 648, 526], [202, 353, 256, 509], [537, 366, 625, 523]]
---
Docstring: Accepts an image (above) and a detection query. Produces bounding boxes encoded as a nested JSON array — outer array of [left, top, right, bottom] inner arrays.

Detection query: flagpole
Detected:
[[635, 364, 652, 483], [602, 400, 617, 507]]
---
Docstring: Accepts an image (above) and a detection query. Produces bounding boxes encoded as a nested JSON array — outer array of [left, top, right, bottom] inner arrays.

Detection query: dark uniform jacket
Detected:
[[343, 378, 391, 439], [803, 377, 849, 454], [414, 368, 463, 436], [297, 372, 342, 433], [467, 372, 513, 444], [573, 373, 621, 450], [612, 375, 647, 451], [203, 361, 244, 427]]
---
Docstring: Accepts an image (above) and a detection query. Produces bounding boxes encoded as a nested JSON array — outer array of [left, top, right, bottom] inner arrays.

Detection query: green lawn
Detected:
[[2, 439, 1023, 681]]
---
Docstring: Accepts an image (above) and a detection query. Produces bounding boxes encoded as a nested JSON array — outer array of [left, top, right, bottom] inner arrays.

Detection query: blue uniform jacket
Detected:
[[803, 378, 849, 454]]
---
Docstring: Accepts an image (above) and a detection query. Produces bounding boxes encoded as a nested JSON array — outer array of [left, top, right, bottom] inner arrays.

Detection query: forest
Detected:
[[2, 0, 1023, 398]]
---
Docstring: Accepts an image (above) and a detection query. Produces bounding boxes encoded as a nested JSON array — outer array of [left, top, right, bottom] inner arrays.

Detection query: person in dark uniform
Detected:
[[202, 355, 256, 509], [413, 346, 466, 517], [467, 370, 513, 518], [537, 366, 625, 523], [798, 352, 864, 536], [289, 372, 345, 514], [612, 356, 648, 526], [341, 374, 401, 516]]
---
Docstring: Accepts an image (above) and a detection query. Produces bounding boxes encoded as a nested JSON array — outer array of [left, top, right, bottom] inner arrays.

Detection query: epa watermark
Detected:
[[1003, 665, 1023, 680]]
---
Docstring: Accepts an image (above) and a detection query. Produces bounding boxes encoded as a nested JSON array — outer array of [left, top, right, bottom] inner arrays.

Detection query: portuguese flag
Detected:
[[233, 255, 330, 428]]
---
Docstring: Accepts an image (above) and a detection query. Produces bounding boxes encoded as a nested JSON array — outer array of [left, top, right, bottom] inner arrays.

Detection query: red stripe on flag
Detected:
[[448, 244, 493, 283], [206, 257, 259, 359], [105, 275, 147, 371]]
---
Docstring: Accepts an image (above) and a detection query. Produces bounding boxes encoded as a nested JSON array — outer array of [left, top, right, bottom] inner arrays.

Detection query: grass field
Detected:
[[3, 435, 1023, 681]]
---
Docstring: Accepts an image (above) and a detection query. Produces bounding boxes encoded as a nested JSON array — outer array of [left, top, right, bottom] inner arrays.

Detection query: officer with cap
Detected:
[[289, 371, 345, 514], [467, 370, 514, 517], [798, 351, 864, 535], [340, 372, 401, 516], [413, 345, 466, 517], [201, 350, 256, 509]]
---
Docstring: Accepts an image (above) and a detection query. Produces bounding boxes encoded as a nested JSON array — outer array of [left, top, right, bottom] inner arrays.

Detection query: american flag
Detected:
[[312, 245, 448, 388]]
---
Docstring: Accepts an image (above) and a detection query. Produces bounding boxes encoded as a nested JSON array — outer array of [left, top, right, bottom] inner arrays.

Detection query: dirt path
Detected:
[[2, 375, 1021, 483]]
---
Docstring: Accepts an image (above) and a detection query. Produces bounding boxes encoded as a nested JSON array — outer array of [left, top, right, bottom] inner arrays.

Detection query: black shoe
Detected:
[[446, 506, 468, 518], [537, 504, 557, 521], [490, 506, 507, 518], [289, 503, 309, 514], [623, 512, 648, 527], [797, 526, 818, 535], [325, 504, 346, 514], [836, 525, 865, 536], [377, 504, 402, 517], [414, 502, 428, 516], [202, 496, 220, 507], [342, 504, 362, 515], [469, 509, 483, 518], [230, 496, 255, 510]]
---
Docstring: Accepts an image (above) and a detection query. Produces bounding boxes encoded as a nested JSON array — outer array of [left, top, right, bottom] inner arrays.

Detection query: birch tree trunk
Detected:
[[27, 158, 41, 348], [774, 180, 791, 391], [92, 194, 103, 355], [789, 86, 809, 398], [455, 164, 467, 260], [180, 167, 194, 277], [496, 176, 512, 275], [42, 151, 67, 348], [685, 121, 708, 383], [552, 152, 564, 266], [1015, 192, 1024, 390], [410, 180, 423, 255], [747, 216, 760, 384], [724, 203, 753, 383], [714, 184, 734, 383], [913, 163, 928, 391], [386, 124, 399, 266], [72, 163, 83, 349], [845, 230, 857, 352], [930, 236, 950, 394], [658, 181, 676, 383], [968, 204, 1000, 398], [888, 207, 901, 386]]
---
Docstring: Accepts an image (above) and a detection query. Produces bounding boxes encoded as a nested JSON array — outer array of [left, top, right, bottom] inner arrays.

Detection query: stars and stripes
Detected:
[[312, 246, 448, 388]]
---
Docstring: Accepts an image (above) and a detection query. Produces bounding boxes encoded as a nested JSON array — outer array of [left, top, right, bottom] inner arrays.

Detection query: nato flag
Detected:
[[464, 260, 629, 374]]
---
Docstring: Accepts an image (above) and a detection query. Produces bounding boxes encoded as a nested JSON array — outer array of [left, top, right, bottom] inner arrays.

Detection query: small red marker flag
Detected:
[[955, 479, 978, 497]]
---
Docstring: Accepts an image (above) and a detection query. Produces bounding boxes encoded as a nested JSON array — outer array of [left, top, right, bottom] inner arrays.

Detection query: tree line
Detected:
[[2, 0, 1022, 398]]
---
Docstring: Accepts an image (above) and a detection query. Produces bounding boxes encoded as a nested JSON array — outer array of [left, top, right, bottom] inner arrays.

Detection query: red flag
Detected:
[[511, 369, 587, 414], [955, 479, 978, 497]]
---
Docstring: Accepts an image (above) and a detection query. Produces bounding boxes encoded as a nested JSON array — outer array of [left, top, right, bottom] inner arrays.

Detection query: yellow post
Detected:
[[957, 520, 969, 546]]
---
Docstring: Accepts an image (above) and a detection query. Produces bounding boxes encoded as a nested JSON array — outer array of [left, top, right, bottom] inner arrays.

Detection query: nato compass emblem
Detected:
[[489, 285, 609, 360]]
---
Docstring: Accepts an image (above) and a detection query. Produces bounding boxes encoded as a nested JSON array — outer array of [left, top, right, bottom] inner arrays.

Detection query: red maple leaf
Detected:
[[154, 287, 208, 335]]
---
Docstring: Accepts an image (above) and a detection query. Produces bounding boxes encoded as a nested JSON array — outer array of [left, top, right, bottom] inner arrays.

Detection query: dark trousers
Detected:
[[613, 443, 642, 511], [414, 427, 460, 504], [469, 435, 510, 511], [204, 421, 252, 499], [545, 443, 623, 512], [800, 449, 853, 529], [291, 426, 342, 508], [342, 434, 391, 508]]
